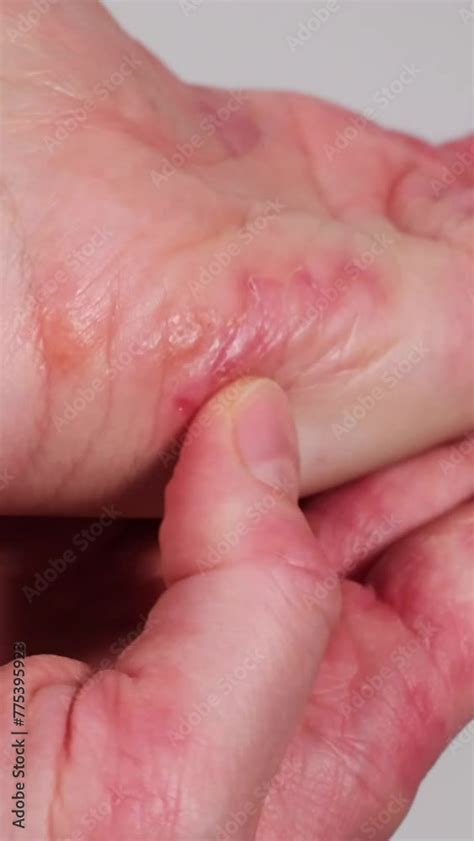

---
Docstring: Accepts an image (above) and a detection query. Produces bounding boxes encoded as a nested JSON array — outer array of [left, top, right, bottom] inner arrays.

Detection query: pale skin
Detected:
[[0, 1, 473, 839]]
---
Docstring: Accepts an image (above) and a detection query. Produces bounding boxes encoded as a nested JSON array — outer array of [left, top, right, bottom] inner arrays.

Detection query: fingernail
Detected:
[[234, 379, 299, 498]]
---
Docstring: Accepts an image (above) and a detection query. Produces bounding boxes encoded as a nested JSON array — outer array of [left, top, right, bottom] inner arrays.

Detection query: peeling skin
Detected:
[[0, 0, 473, 514], [1, 0, 474, 835], [152, 249, 394, 452]]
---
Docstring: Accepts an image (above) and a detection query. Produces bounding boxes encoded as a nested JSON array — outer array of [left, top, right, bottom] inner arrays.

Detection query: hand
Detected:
[[1, 380, 472, 840], [1, 0, 473, 516]]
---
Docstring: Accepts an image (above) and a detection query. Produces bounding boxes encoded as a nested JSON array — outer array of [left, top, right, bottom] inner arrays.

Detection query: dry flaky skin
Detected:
[[0, 0, 473, 516], [0, 4, 473, 841], [0, 399, 473, 841]]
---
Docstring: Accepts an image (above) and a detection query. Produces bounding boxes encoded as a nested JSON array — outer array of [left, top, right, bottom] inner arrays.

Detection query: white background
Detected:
[[102, 2, 473, 839]]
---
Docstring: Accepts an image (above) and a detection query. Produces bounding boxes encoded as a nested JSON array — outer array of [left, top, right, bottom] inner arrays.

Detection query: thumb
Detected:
[[119, 378, 340, 840]]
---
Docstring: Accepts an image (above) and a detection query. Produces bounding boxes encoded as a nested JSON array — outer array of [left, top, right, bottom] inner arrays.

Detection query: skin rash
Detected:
[[0, 4, 473, 841], [0, 0, 472, 517]]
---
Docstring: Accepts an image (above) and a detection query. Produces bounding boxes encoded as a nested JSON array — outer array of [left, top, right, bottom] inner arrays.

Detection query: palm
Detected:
[[1, 0, 473, 517], [257, 464, 474, 840], [1, 448, 472, 840], [1, 3, 472, 839], [258, 581, 466, 840]]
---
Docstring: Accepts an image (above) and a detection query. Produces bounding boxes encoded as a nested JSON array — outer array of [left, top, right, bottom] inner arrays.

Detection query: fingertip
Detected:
[[160, 377, 302, 583], [231, 377, 299, 500]]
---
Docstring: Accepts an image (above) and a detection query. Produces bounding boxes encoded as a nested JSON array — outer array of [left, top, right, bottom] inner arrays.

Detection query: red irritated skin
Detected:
[[0, 381, 472, 841], [0, 0, 473, 515]]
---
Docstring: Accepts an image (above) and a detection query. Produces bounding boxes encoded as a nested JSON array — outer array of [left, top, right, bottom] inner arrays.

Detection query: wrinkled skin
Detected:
[[1, 382, 473, 841], [0, 2, 473, 840], [0, 0, 473, 515]]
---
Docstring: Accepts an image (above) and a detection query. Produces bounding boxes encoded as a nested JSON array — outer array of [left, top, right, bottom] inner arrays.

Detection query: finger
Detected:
[[282, 114, 474, 494], [1, 0, 473, 518], [367, 499, 474, 725], [258, 501, 474, 840], [302, 434, 474, 576], [353, 502, 474, 822], [52, 379, 339, 841]]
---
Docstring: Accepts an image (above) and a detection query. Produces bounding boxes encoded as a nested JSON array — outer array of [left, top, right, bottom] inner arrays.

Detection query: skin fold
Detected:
[[0, 380, 472, 841], [0, 0, 473, 515], [0, 2, 473, 840]]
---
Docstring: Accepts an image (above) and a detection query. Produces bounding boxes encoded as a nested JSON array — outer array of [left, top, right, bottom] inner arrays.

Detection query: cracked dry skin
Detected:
[[1, 421, 473, 841], [1, 0, 473, 515], [0, 6, 473, 841]]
